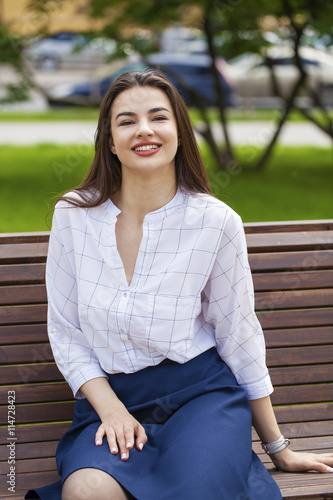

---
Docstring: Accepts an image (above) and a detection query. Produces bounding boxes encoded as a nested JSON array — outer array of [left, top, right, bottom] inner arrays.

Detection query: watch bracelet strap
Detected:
[[261, 435, 291, 455]]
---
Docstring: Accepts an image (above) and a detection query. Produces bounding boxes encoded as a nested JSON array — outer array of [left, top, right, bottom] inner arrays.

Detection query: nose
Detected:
[[135, 118, 153, 138]]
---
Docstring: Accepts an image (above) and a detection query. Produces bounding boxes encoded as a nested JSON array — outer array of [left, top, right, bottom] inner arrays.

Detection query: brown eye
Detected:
[[119, 120, 133, 126]]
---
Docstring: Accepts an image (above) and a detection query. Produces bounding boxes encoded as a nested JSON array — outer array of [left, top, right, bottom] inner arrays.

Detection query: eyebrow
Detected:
[[115, 107, 171, 120]]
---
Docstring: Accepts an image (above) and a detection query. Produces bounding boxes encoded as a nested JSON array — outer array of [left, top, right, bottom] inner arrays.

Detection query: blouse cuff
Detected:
[[240, 373, 274, 400], [70, 365, 109, 399]]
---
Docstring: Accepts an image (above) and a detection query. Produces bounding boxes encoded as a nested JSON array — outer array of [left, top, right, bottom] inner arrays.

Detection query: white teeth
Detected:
[[134, 145, 159, 151]]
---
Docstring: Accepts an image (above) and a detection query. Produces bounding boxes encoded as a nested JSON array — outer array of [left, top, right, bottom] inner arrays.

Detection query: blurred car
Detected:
[[24, 31, 116, 71], [159, 26, 208, 54], [47, 53, 233, 107], [226, 46, 333, 106]]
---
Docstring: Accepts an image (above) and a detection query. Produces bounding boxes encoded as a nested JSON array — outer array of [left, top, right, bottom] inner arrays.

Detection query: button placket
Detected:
[[117, 291, 130, 338]]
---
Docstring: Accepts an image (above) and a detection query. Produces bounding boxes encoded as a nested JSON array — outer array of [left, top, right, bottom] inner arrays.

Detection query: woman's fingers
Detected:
[[135, 422, 148, 451], [273, 449, 333, 473], [95, 417, 147, 459], [117, 423, 132, 460], [95, 424, 107, 446], [96, 423, 119, 454], [307, 453, 333, 473]]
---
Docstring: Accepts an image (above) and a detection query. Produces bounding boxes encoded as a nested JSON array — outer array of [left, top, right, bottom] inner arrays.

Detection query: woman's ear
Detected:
[[109, 137, 116, 155]]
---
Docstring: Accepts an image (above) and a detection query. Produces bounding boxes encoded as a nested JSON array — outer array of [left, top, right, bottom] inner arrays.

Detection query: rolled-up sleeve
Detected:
[[202, 209, 273, 400], [46, 203, 108, 398]]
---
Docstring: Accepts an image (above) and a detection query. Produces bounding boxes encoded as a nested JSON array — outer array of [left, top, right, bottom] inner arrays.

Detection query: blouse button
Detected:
[[123, 292, 127, 297], [120, 329, 125, 334]]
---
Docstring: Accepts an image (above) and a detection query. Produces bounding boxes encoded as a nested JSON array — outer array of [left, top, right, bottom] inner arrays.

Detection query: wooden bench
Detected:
[[0, 220, 332, 500]]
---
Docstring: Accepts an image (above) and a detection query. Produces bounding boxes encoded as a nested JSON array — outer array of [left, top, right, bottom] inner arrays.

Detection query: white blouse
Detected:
[[46, 188, 273, 400]]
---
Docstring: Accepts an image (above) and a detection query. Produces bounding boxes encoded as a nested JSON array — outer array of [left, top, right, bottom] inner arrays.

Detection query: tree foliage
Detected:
[[0, 25, 33, 103]]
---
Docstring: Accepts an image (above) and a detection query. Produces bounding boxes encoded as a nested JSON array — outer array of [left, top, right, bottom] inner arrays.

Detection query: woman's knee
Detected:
[[61, 468, 129, 500]]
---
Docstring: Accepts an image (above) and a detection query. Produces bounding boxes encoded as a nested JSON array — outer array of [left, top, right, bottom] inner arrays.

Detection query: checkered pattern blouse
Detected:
[[46, 188, 273, 400]]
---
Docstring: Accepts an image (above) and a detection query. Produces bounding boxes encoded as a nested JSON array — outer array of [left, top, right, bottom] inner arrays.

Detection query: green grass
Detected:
[[0, 144, 94, 232], [189, 108, 333, 126], [204, 144, 333, 222], [0, 144, 332, 232], [0, 108, 100, 122], [1, 107, 332, 123]]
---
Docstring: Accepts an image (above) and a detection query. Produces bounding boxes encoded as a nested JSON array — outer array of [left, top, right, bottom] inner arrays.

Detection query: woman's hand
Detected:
[[270, 447, 333, 474], [79, 377, 147, 460], [95, 407, 147, 460], [249, 396, 333, 474]]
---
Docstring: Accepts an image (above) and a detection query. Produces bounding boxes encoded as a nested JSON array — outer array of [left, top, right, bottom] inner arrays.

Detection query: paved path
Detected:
[[0, 121, 97, 145], [0, 120, 332, 146]]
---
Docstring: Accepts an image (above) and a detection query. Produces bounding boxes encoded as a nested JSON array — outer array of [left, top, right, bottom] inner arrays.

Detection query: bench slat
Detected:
[[0, 263, 46, 285], [0, 401, 75, 425], [249, 250, 333, 271], [252, 420, 333, 440], [244, 220, 333, 233], [270, 364, 333, 385], [0, 363, 62, 384], [0, 422, 71, 443], [0, 440, 57, 461], [246, 230, 333, 252], [276, 482, 333, 499], [0, 343, 52, 364], [0, 304, 47, 324], [0, 232, 50, 245], [256, 288, 333, 310], [0, 382, 73, 404], [0, 324, 47, 344], [265, 326, 333, 347], [0, 422, 70, 444], [0, 284, 47, 305], [0, 457, 57, 475], [0, 242, 48, 263], [275, 403, 333, 423], [253, 269, 333, 291], [267, 345, 333, 366], [271, 384, 333, 405], [258, 307, 333, 329], [0, 470, 61, 498]]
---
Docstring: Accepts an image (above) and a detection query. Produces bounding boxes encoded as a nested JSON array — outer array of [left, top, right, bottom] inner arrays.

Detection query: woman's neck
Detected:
[[112, 175, 178, 224]]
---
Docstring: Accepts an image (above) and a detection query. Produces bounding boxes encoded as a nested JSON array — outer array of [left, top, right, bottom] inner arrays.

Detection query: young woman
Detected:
[[26, 70, 333, 500]]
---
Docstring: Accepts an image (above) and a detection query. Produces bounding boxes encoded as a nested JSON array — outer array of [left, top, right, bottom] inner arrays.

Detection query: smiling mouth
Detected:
[[132, 144, 161, 152]]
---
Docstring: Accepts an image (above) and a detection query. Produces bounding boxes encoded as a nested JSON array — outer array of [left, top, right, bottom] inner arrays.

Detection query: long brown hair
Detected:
[[60, 69, 212, 207]]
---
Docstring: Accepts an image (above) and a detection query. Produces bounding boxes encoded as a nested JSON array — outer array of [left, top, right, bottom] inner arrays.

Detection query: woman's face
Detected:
[[110, 86, 179, 180]]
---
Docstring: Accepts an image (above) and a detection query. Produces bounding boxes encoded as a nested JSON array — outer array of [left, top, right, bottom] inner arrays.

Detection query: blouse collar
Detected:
[[144, 188, 186, 222], [105, 187, 186, 223]]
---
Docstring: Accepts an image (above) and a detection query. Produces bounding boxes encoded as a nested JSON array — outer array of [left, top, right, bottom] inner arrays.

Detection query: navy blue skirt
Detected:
[[26, 348, 282, 499]]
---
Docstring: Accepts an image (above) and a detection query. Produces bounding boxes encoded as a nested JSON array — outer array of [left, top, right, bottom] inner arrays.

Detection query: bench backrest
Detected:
[[0, 221, 332, 484]]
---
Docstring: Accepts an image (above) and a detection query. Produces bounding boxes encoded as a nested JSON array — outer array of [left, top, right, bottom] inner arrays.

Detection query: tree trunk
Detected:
[[203, 12, 235, 169], [255, 6, 307, 170], [298, 107, 333, 139], [255, 71, 307, 170], [299, 86, 333, 140]]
